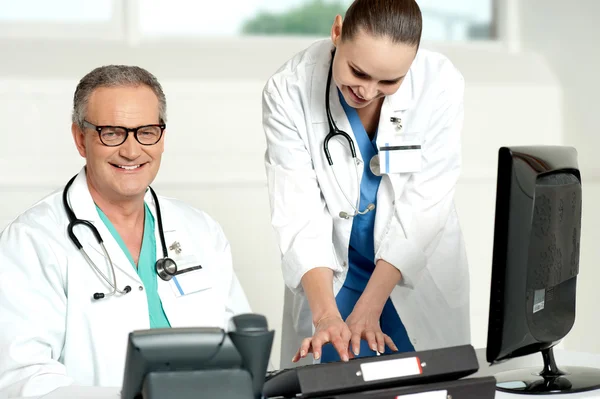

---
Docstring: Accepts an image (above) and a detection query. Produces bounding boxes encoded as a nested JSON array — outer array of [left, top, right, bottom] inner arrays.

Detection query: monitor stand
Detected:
[[494, 347, 600, 394]]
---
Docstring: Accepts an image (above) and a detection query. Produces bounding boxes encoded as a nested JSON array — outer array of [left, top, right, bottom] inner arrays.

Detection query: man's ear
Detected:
[[72, 122, 87, 158]]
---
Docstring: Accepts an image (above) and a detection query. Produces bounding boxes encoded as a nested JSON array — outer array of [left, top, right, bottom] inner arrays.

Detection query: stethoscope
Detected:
[[63, 174, 201, 300], [323, 50, 376, 220]]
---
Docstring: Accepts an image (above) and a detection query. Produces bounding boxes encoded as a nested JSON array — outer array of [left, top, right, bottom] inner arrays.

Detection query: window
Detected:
[[419, 0, 495, 41], [0, 0, 123, 40], [0, 0, 496, 42], [137, 0, 495, 41], [0, 0, 112, 22]]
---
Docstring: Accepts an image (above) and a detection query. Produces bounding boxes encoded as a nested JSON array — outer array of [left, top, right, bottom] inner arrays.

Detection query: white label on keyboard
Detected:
[[360, 356, 422, 382], [395, 390, 447, 399]]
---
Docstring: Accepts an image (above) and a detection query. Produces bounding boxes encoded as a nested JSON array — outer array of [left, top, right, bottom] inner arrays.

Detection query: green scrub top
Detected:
[[96, 203, 171, 328]]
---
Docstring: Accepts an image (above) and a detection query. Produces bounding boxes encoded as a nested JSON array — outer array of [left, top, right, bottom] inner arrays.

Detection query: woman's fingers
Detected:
[[350, 331, 362, 357], [375, 331, 386, 354], [295, 319, 361, 362], [292, 337, 314, 362], [292, 348, 301, 363], [330, 333, 350, 362], [384, 334, 398, 352], [364, 330, 377, 353], [311, 334, 327, 361]]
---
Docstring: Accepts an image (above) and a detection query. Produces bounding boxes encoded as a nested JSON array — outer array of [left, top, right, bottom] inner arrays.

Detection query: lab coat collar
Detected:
[[65, 167, 177, 281], [388, 65, 414, 111], [309, 46, 335, 125], [309, 41, 414, 126]]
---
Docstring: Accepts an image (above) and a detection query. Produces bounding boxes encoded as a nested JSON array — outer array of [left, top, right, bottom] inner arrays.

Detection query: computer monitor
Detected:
[[486, 146, 600, 394]]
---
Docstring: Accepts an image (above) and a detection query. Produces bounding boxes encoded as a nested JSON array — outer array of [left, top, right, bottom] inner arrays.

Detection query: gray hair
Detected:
[[72, 65, 167, 128]]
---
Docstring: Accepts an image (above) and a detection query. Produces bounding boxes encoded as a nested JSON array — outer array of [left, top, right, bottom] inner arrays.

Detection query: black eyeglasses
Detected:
[[82, 120, 166, 147]]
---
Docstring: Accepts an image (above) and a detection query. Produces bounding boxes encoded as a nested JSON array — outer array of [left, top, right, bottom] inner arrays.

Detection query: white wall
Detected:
[[516, 0, 600, 354], [0, 5, 598, 368], [425, 43, 564, 352]]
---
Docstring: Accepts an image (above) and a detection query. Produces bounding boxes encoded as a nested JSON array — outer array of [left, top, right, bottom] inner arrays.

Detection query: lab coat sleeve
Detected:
[[207, 217, 252, 328], [262, 84, 341, 294], [0, 220, 73, 398], [375, 65, 465, 288]]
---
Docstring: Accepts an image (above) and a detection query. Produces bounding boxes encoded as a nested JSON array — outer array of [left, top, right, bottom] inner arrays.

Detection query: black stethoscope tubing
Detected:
[[62, 174, 200, 300], [321, 50, 375, 219], [323, 49, 357, 166]]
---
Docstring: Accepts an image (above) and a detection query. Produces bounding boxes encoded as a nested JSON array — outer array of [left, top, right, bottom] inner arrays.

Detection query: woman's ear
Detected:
[[330, 14, 343, 47]]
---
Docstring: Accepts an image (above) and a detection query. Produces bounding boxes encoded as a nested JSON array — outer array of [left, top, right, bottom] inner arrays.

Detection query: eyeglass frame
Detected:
[[82, 120, 166, 147]]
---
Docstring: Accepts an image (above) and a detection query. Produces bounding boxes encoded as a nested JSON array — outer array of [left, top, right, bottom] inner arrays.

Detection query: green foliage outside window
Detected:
[[241, 0, 347, 36]]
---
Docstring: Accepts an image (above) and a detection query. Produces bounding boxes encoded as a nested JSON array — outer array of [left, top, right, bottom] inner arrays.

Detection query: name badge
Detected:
[[378, 133, 422, 174], [169, 263, 212, 298]]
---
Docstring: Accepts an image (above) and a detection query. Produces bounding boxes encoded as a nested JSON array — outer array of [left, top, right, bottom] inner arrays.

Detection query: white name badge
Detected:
[[169, 262, 213, 297], [378, 134, 422, 174]]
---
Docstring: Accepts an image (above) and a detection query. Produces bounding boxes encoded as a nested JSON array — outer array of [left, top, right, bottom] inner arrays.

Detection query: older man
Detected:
[[0, 66, 251, 397]]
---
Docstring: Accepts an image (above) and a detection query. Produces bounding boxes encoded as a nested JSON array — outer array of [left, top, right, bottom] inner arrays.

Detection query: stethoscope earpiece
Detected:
[[93, 285, 130, 301]]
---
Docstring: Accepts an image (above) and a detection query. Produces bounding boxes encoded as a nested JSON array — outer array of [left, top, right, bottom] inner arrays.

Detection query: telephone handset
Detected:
[[120, 313, 275, 399]]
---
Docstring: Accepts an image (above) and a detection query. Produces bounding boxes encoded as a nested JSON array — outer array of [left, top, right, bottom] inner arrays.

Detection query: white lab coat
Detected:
[[263, 39, 470, 369], [0, 168, 251, 398]]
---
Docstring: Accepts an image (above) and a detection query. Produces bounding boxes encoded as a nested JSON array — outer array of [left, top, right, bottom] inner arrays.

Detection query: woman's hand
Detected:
[[342, 259, 401, 356], [345, 303, 398, 356], [292, 260, 402, 363], [293, 315, 352, 363]]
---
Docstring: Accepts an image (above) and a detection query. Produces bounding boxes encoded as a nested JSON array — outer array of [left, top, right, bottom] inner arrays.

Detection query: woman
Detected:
[[262, 0, 470, 367]]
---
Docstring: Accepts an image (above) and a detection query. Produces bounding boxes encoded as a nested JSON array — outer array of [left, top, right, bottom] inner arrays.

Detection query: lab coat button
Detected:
[[138, 286, 144, 291]]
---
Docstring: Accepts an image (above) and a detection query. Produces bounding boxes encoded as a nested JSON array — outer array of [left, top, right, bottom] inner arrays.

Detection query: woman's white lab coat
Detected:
[[0, 169, 251, 398], [263, 39, 470, 369]]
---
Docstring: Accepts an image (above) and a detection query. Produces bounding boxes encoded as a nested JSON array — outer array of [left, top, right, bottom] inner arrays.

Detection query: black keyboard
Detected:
[[266, 368, 292, 380], [262, 345, 479, 398]]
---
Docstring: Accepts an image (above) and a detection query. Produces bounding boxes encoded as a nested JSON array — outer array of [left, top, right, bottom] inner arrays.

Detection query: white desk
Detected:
[[13, 349, 600, 399], [473, 348, 600, 398], [32, 387, 119, 399]]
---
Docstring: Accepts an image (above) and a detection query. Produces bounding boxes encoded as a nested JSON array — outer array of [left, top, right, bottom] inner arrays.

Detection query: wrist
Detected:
[[354, 295, 385, 316], [312, 309, 342, 326], [300, 267, 341, 327]]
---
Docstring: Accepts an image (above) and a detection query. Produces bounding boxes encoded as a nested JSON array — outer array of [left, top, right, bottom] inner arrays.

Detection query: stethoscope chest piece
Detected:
[[369, 155, 382, 176], [156, 257, 178, 281]]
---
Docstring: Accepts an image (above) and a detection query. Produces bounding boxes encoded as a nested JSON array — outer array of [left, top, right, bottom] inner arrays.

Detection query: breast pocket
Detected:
[[377, 131, 423, 175], [159, 256, 224, 328], [168, 257, 213, 298]]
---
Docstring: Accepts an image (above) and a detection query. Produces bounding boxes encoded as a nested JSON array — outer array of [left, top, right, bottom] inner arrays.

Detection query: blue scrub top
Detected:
[[320, 90, 414, 363], [96, 203, 171, 329]]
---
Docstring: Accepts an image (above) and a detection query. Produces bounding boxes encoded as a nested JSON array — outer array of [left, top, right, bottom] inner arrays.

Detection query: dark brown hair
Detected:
[[341, 0, 423, 48]]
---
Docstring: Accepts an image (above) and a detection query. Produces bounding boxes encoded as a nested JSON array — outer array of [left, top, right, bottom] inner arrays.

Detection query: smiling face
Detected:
[[331, 15, 417, 109], [72, 85, 165, 204]]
